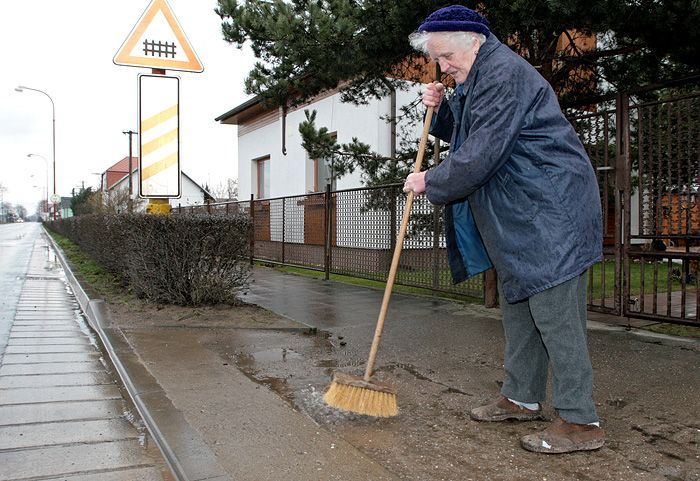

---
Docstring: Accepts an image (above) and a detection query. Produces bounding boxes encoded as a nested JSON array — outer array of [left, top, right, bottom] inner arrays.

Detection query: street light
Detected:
[[15, 86, 57, 220], [31, 181, 44, 219], [27, 153, 49, 219]]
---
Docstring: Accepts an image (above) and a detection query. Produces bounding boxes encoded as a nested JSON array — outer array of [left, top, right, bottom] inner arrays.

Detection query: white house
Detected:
[[215, 83, 432, 251], [102, 156, 214, 212], [215, 85, 424, 200]]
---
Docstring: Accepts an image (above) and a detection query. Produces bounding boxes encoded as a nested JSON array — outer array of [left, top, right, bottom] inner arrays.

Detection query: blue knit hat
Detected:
[[418, 5, 490, 37]]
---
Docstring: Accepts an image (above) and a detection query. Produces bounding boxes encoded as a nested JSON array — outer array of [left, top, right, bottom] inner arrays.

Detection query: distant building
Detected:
[[59, 197, 73, 219], [101, 156, 214, 212]]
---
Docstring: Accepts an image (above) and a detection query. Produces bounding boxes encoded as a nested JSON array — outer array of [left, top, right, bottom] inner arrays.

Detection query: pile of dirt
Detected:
[[105, 298, 309, 331]]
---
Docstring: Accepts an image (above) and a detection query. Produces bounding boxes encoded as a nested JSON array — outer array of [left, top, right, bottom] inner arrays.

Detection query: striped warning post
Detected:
[[139, 74, 180, 197]]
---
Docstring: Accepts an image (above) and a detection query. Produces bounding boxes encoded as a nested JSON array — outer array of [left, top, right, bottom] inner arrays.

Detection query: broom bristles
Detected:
[[324, 376, 398, 417]]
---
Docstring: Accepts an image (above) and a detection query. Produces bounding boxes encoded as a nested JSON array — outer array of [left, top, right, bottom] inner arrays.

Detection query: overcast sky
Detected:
[[0, 0, 257, 211]]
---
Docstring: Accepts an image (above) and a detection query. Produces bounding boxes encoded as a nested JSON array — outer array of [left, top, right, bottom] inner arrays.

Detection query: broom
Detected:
[[324, 65, 441, 417]]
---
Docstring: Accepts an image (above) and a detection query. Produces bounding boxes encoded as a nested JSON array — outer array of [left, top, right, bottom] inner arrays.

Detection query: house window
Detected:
[[254, 156, 270, 199], [312, 132, 337, 192]]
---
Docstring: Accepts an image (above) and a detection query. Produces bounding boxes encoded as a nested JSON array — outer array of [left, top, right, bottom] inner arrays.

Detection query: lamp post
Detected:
[[27, 154, 49, 219], [15, 86, 57, 220], [122, 130, 137, 213]]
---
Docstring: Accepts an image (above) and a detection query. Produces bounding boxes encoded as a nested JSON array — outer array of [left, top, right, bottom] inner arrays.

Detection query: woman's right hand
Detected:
[[423, 82, 445, 108]]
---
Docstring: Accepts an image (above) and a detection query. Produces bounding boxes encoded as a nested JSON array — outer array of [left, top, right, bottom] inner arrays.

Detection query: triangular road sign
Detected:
[[114, 0, 204, 73]]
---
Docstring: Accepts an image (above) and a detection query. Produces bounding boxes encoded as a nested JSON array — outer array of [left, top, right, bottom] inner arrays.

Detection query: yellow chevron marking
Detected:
[[142, 152, 178, 181], [141, 104, 178, 132], [142, 128, 178, 157]]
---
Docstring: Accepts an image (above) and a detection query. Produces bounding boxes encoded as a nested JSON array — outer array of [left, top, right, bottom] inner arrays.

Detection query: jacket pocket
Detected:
[[497, 171, 540, 222]]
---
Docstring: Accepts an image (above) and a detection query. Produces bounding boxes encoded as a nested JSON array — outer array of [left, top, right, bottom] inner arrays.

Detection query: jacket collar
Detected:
[[454, 34, 503, 96], [474, 33, 502, 65]]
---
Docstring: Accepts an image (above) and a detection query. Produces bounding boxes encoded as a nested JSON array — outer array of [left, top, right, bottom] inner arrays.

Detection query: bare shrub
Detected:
[[45, 213, 251, 306]]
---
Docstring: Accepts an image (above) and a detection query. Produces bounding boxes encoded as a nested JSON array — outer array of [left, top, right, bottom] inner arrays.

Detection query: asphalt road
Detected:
[[0, 222, 36, 360]]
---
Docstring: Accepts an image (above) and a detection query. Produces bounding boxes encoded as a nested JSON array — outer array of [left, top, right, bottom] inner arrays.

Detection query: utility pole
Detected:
[[122, 130, 137, 212]]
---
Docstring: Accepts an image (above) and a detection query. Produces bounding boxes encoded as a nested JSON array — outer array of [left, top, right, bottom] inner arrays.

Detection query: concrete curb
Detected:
[[44, 228, 232, 481]]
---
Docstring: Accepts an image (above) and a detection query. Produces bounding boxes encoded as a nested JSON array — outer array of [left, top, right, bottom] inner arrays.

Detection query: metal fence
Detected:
[[179, 88, 700, 326], [570, 90, 700, 326], [175, 184, 485, 300], [625, 93, 700, 325]]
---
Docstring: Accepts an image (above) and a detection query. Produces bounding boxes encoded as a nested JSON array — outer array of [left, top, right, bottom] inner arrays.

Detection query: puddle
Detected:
[[75, 311, 100, 347], [249, 347, 303, 363], [297, 384, 360, 421], [257, 376, 295, 403], [44, 245, 61, 271], [207, 329, 360, 419]]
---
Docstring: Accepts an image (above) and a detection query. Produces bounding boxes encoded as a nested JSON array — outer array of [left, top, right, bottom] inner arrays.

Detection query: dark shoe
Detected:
[[470, 396, 544, 422], [521, 417, 605, 454]]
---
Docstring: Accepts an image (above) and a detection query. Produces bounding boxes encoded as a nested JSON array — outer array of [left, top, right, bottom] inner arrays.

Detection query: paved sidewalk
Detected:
[[49, 229, 398, 481], [49, 229, 700, 481], [0, 234, 170, 481]]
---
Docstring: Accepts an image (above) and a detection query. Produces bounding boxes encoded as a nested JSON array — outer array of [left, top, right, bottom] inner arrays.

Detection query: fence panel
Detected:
[[624, 93, 700, 325], [176, 186, 484, 301]]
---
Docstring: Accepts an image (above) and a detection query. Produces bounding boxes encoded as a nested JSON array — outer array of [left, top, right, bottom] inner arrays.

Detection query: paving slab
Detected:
[[2, 352, 100, 363], [0, 399, 125, 426], [8, 337, 92, 345], [4, 344, 95, 354], [16, 319, 78, 323], [0, 371, 113, 388], [39, 466, 168, 481], [10, 326, 82, 332], [0, 361, 103, 376], [0, 227, 173, 481], [0, 440, 156, 481], [0, 418, 139, 450], [1, 384, 122, 405]]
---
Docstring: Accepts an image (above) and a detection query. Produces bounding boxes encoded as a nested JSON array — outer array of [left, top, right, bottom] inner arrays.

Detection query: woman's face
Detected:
[[427, 34, 479, 85]]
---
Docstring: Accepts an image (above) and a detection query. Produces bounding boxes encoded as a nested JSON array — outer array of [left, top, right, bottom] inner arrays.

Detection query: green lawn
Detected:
[[268, 260, 692, 305], [588, 260, 687, 300]]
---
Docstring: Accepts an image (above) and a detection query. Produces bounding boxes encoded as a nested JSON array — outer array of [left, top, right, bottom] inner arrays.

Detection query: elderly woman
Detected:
[[404, 5, 605, 454]]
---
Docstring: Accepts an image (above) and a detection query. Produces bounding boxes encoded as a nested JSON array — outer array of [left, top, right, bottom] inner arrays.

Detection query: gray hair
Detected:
[[408, 31, 486, 55]]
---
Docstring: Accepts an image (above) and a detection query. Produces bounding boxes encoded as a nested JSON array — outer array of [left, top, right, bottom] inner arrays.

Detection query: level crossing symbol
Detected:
[[113, 0, 203, 72]]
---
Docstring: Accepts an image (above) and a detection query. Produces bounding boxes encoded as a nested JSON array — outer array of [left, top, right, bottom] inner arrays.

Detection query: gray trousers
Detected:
[[499, 272, 599, 424]]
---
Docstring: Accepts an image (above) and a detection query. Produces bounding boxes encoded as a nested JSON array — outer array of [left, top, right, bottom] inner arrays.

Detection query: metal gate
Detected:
[[573, 90, 700, 326]]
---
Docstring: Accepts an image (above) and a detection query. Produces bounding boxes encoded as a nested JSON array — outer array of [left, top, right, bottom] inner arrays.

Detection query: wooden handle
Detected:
[[363, 103, 435, 381]]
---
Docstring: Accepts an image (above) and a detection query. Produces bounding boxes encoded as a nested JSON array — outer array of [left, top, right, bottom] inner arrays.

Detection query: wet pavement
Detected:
[[0, 224, 172, 481], [35, 221, 700, 481], [101, 268, 700, 481], [238, 270, 700, 480]]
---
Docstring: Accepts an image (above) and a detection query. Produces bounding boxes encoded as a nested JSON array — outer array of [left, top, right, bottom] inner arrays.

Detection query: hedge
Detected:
[[46, 213, 251, 306]]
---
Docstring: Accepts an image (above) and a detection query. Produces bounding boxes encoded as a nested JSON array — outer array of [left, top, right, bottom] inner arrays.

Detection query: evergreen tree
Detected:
[[71, 187, 96, 216], [216, 0, 700, 186], [217, 0, 699, 107]]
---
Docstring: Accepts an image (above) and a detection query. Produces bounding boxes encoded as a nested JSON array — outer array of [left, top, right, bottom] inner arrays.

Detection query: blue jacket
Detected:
[[425, 34, 602, 303]]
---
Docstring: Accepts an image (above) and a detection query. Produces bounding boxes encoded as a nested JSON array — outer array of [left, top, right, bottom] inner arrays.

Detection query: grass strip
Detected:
[[47, 230, 130, 303]]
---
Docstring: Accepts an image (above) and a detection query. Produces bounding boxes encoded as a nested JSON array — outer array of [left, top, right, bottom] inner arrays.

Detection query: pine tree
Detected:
[[216, 0, 700, 186]]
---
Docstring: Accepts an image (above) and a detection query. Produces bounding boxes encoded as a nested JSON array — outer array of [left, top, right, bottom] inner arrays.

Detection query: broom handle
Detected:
[[363, 95, 437, 381]]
